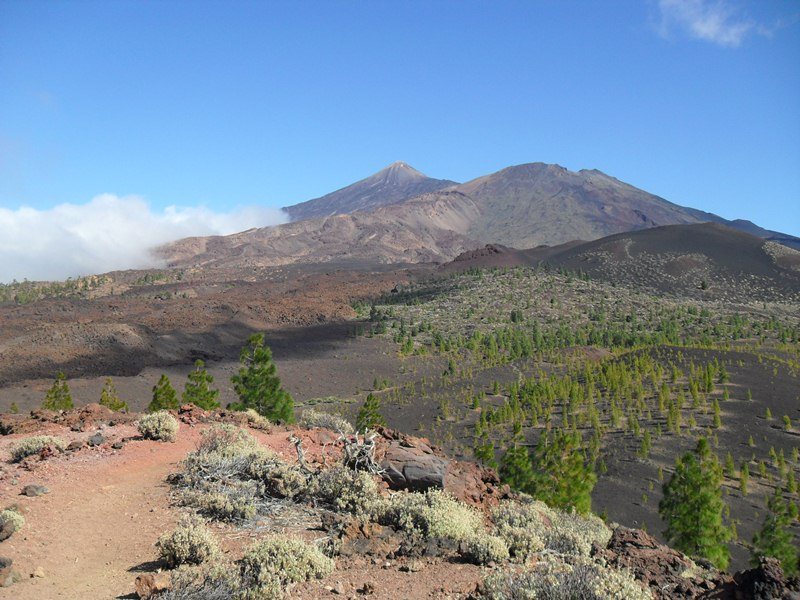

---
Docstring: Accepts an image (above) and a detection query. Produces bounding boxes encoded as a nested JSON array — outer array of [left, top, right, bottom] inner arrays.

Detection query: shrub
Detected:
[[461, 533, 510, 565], [180, 482, 260, 522], [495, 524, 544, 562], [299, 409, 353, 435], [380, 489, 483, 542], [248, 457, 309, 500], [161, 561, 240, 600], [312, 466, 383, 516], [0, 507, 25, 533], [491, 499, 611, 558], [481, 555, 652, 600], [157, 515, 219, 568], [239, 536, 334, 599], [242, 409, 272, 431], [9, 435, 65, 462], [138, 411, 179, 442]]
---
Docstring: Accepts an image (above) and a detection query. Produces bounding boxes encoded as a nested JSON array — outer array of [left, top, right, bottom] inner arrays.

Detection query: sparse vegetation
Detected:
[[9, 435, 65, 461]]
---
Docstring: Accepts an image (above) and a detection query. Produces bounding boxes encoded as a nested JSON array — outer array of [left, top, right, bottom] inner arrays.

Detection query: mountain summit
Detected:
[[283, 162, 457, 221]]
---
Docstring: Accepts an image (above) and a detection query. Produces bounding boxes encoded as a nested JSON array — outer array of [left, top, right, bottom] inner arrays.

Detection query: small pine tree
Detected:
[[356, 393, 386, 431], [182, 360, 220, 410], [9, 402, 19, 414], [99, 377, 128, 411], [473, 435, 498, 470], [149, 374, 179, 413], [751, 488, 800, 577], [42, 372, 73, 411], [527, 430, 596, 514], [659, 438, 731, 569], [740, 463, 749, 496], [499, 421, 534, 491], [230, 333, 294, 423]]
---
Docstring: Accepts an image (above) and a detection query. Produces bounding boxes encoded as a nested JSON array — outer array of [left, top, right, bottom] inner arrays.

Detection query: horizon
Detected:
[[1, 0, 799, 280]]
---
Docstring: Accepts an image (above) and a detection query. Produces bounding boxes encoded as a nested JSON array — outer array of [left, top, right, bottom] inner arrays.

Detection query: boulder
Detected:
[[21, 484, 49, 497], [134, 572, 170, 599], [87, 432, 104, 447], [380, 441, 448, 491], [734, 557, 799, 600]]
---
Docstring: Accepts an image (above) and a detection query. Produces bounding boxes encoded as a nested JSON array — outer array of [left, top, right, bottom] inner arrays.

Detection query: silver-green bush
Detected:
[[462, 533, 510, 565], [481, 555, 652, 600], [138, 411, 179, 442], [299, 409, 354, 435], [239, 536, 334, 599], [9, 435, 65, 462], [312, 466, 383, 517], [380, 489, 484, 542], [157, 515, 220, 568], [0, 507, 24, 533]]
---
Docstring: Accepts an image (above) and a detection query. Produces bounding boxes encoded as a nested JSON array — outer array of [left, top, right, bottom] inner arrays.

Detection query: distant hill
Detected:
[[446, 223, 800, 301], [283, 161, 457, 222], [161, 162, 800, 270]]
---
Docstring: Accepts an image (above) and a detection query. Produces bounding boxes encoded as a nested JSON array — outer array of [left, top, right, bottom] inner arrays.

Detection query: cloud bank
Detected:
[[0, 194, 287, 282], [657, 0, 756, 47]]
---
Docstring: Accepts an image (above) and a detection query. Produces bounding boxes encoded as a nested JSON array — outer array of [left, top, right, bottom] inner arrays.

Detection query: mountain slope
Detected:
[[447, 223, 800, 301], [451, 163, 707, 248], [163, 191, 481, 268], [283, 161, 457, 221]]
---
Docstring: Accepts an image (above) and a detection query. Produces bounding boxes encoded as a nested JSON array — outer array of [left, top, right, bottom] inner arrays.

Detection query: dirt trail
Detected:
[[1, 427, 202, 599]]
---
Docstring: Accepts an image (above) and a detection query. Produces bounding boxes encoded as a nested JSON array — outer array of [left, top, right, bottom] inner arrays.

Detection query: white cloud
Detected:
[[657, 0, 755, 47], [0, 194, 287, 282]]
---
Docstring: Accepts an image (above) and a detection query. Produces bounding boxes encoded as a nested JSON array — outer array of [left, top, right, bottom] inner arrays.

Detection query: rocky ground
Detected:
[[0, 405, 798, 599]]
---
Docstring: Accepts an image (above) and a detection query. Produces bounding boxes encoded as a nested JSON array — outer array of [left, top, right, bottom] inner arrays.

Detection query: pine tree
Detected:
[[751, 488, 799, 577], [527, 429, 596, 514], [499, 421, 534, 491], [42, 372, 73, 411], [659, 438, 731, 569], [230, 333, 294, 423], [473, 435, 498, 470], [356, 393, 386, 431], [182, 360, 220, 410], [99, 377, 128, 411], [148, 374, 179, 413]]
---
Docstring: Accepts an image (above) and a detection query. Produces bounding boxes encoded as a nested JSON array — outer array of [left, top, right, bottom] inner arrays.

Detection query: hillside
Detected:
[[283, 161, 457, 222], [446, 223, 800, 302]]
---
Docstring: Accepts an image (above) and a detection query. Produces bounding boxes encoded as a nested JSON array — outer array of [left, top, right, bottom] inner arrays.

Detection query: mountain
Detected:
[[283, 161, 457, 222], [452, 163, 719, 248], [161, 162, 800, 270]]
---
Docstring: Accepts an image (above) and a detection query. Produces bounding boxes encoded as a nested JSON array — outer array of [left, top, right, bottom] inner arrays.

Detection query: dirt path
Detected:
[[1, 427, 202, 599]]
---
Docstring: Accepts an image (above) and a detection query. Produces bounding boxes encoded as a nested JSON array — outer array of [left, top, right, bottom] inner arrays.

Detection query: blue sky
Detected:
[[0, 0, 798, 280]]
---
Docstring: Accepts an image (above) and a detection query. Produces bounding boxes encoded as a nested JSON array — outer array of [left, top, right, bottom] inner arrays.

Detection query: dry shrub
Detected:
[[157, 515, 219, 568], [312, 465, 383, 517], [0, 507, 24, 533], [380, 489, 483, 542], [299, 409, 354, 435], [239, 535, 334, 599], [9, 435, 65, 462], [481, 555, 652, 600], [461, 533, 510, 565], [492, 498, 611, 558], [138, 411, 179, 442]]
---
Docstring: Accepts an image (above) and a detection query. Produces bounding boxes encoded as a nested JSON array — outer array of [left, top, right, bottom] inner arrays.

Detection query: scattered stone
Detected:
[[358, 581, 376, 595], [66, 440, 84, 452], [331, 581, 345, 595], [21, 484, 49, 497], [0, 557, 12, 586], [400, 560, 423, 572], [134, 573, 170, 599], [0, 520, 15, 542], [734, 557, 794, 600], [111, 440, 125, 450], [32, 566, 45, 578], [87, 432, 104, 447]]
